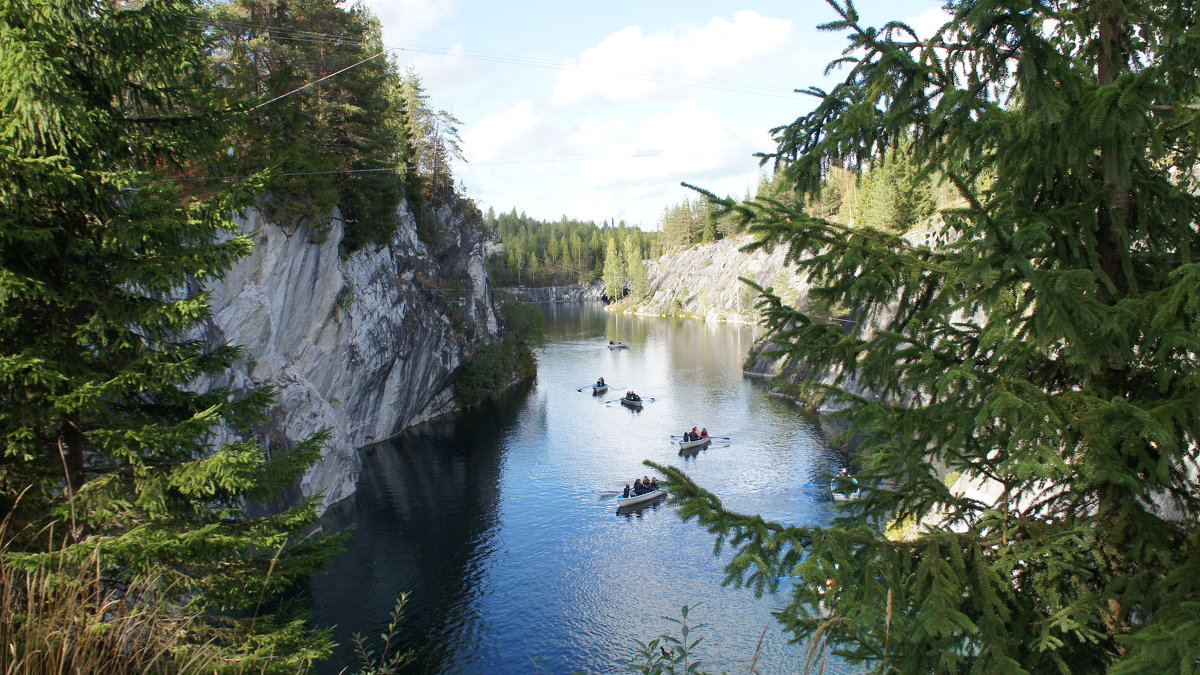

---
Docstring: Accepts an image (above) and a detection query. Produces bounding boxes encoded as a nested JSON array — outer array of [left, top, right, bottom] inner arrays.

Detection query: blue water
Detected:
[[309, 303, 850, 673]]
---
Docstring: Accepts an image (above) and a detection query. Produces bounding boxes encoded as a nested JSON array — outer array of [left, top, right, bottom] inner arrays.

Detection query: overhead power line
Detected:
[[156, 148, 767, 183], [190, 17, 801, 100]]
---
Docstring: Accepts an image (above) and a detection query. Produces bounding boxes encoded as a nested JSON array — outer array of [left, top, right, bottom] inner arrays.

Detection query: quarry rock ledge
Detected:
[[195, 202, 498, 515]]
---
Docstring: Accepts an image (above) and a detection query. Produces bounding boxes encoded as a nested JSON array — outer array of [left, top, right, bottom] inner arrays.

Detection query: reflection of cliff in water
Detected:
[[309, 383, 528, 674]]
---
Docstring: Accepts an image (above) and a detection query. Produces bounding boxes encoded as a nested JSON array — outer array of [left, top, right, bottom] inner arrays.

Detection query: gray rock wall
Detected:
[[198, 200, 497, 513], [630, 235, 811, 324]]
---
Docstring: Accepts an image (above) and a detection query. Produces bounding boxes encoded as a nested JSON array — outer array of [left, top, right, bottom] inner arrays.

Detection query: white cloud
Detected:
[[360, 0, 457, 44], [552, 11, 793, 105], [461, 99, 552, 162], [570, 100, 755, 189], [905, 6, 952, 39]]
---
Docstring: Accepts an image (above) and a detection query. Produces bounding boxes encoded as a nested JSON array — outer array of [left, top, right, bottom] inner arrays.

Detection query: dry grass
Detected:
[[0, 526, 226, 675]]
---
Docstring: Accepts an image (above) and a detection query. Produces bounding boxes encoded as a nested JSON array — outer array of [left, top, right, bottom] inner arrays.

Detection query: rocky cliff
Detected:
[[198, 199, 497, 513], [629, 235, 811, 324]]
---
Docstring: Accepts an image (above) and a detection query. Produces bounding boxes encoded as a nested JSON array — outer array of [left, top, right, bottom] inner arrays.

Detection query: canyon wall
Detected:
[[197, 200, 497, 513]]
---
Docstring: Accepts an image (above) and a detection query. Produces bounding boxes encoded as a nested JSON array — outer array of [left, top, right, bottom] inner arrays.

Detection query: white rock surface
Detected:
[[200, 203, 497, 513], [633, 235, 810, 324]]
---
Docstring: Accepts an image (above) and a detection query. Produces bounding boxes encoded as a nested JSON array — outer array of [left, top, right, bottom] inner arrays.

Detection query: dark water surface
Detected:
[[310, 303, 849, 674]]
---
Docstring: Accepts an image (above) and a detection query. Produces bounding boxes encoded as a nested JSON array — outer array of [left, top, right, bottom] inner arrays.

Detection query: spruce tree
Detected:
[[0, 0, 338, 668], [662, 0, 1200, 671], [603, 236, 625, 301], [625, 235, 648, 300]]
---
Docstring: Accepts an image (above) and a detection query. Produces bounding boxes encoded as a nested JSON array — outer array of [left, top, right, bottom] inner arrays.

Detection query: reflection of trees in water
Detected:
[[309, 384, 529, 674]]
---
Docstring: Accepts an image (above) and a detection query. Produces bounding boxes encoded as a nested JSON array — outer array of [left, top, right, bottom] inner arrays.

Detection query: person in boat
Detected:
[[691, 427, 699, 440], [700, 428, 708, 438], [649, 477, 659, 490], [622, 484, 631, 498], [609, 341, 614, 345], [596, 377, 605, 387], [632, 478, 644, 495], [682, 429, 693, 442]]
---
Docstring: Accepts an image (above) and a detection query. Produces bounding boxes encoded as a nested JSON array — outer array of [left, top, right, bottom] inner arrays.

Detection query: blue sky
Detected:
[[360, 0, 947, 229]]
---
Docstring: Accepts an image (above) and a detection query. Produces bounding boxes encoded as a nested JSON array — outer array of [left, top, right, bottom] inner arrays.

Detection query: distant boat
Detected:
[[678, 436, 712, 453], [619, 396, 643, 408], [616, 488, 666, 509], [607, 341, 629, 349], [591, 383, 608, 395]]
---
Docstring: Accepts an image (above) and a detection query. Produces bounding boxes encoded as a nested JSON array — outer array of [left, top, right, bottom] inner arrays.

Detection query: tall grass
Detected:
[[0, 525, 226, 675]]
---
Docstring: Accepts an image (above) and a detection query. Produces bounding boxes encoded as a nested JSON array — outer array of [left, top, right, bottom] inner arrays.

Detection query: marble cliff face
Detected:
[[198, 200, 498, 513]]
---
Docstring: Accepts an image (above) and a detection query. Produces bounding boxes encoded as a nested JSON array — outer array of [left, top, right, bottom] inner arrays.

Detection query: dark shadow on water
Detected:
[[306, 382, 531, 674]]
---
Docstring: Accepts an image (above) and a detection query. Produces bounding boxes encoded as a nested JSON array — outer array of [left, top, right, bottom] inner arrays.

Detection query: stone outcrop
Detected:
[[497, 281, 605, 304], [626, 235, 812, 324], [197, 199, 497, 513]]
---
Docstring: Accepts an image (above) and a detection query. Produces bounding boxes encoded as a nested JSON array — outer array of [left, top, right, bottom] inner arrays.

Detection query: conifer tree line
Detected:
[[484, 207, 661, 288], [660, 138, 946, 248], [656, 0, 1200, 672], [201, 0, 466, 252], [0, 0, 430, 670]]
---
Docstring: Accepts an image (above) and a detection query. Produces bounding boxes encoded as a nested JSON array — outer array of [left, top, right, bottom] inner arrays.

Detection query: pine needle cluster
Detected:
[[661, 0, 1200, 671], [1, 0, 341, 668]]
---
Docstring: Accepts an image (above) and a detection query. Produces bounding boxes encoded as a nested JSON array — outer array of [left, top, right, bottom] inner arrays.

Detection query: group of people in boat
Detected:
[[623, 475, 660, 497], [682, 426, 708, 441], [624, 391, 642, 401], [595, 376, 605, 387]]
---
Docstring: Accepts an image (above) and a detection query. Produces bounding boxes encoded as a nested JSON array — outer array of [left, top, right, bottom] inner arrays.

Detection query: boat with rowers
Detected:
[[831, 475, 860, 501], [616, 488, 666, 508], [607, 341, 629, 349]]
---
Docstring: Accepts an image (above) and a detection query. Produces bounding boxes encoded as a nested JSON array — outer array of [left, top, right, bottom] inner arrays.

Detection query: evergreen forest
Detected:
[[659, 136, 951, 248], [654, 0, 1200, 672], [483, 208, 661, 288], [0, 0, 474, 671]]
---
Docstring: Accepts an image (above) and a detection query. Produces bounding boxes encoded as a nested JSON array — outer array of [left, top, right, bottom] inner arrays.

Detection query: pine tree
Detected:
[[663, 1, 1200, 671], [603, 237, 625, 301], [0, 0, 338, 668], [624, 235, 648, 300]]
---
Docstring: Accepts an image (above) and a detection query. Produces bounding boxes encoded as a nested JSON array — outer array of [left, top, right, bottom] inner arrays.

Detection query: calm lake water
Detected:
[[309, 303, 851, 674]]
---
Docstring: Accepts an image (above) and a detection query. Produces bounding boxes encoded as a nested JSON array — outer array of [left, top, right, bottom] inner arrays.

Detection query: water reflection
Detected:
[[309, 304, 850, 674]]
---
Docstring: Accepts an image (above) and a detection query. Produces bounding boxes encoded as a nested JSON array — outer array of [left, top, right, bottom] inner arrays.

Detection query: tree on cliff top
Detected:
[[603, 236, 625, 301], [0, 0, 338, 668], [662, 0, 1200, 671]]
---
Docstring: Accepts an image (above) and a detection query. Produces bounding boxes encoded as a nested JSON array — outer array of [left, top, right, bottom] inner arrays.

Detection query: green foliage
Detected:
[[842, 137, 937, 232], [660, 197, 738, 247], [455, 301, 543, 408], [349, 593, 416, 675], [0, 0, 338, 667], [603, 237, 626, 301], [667, 0, 1200, 671], [204, 0, 416, 253], [485, 209, 659, 287], [628, 604, 710, 675], [625, 236, 649, 300]]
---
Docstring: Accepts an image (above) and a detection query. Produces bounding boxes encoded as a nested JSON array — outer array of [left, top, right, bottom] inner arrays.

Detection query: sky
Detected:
[[359, 0, 948, 229]]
